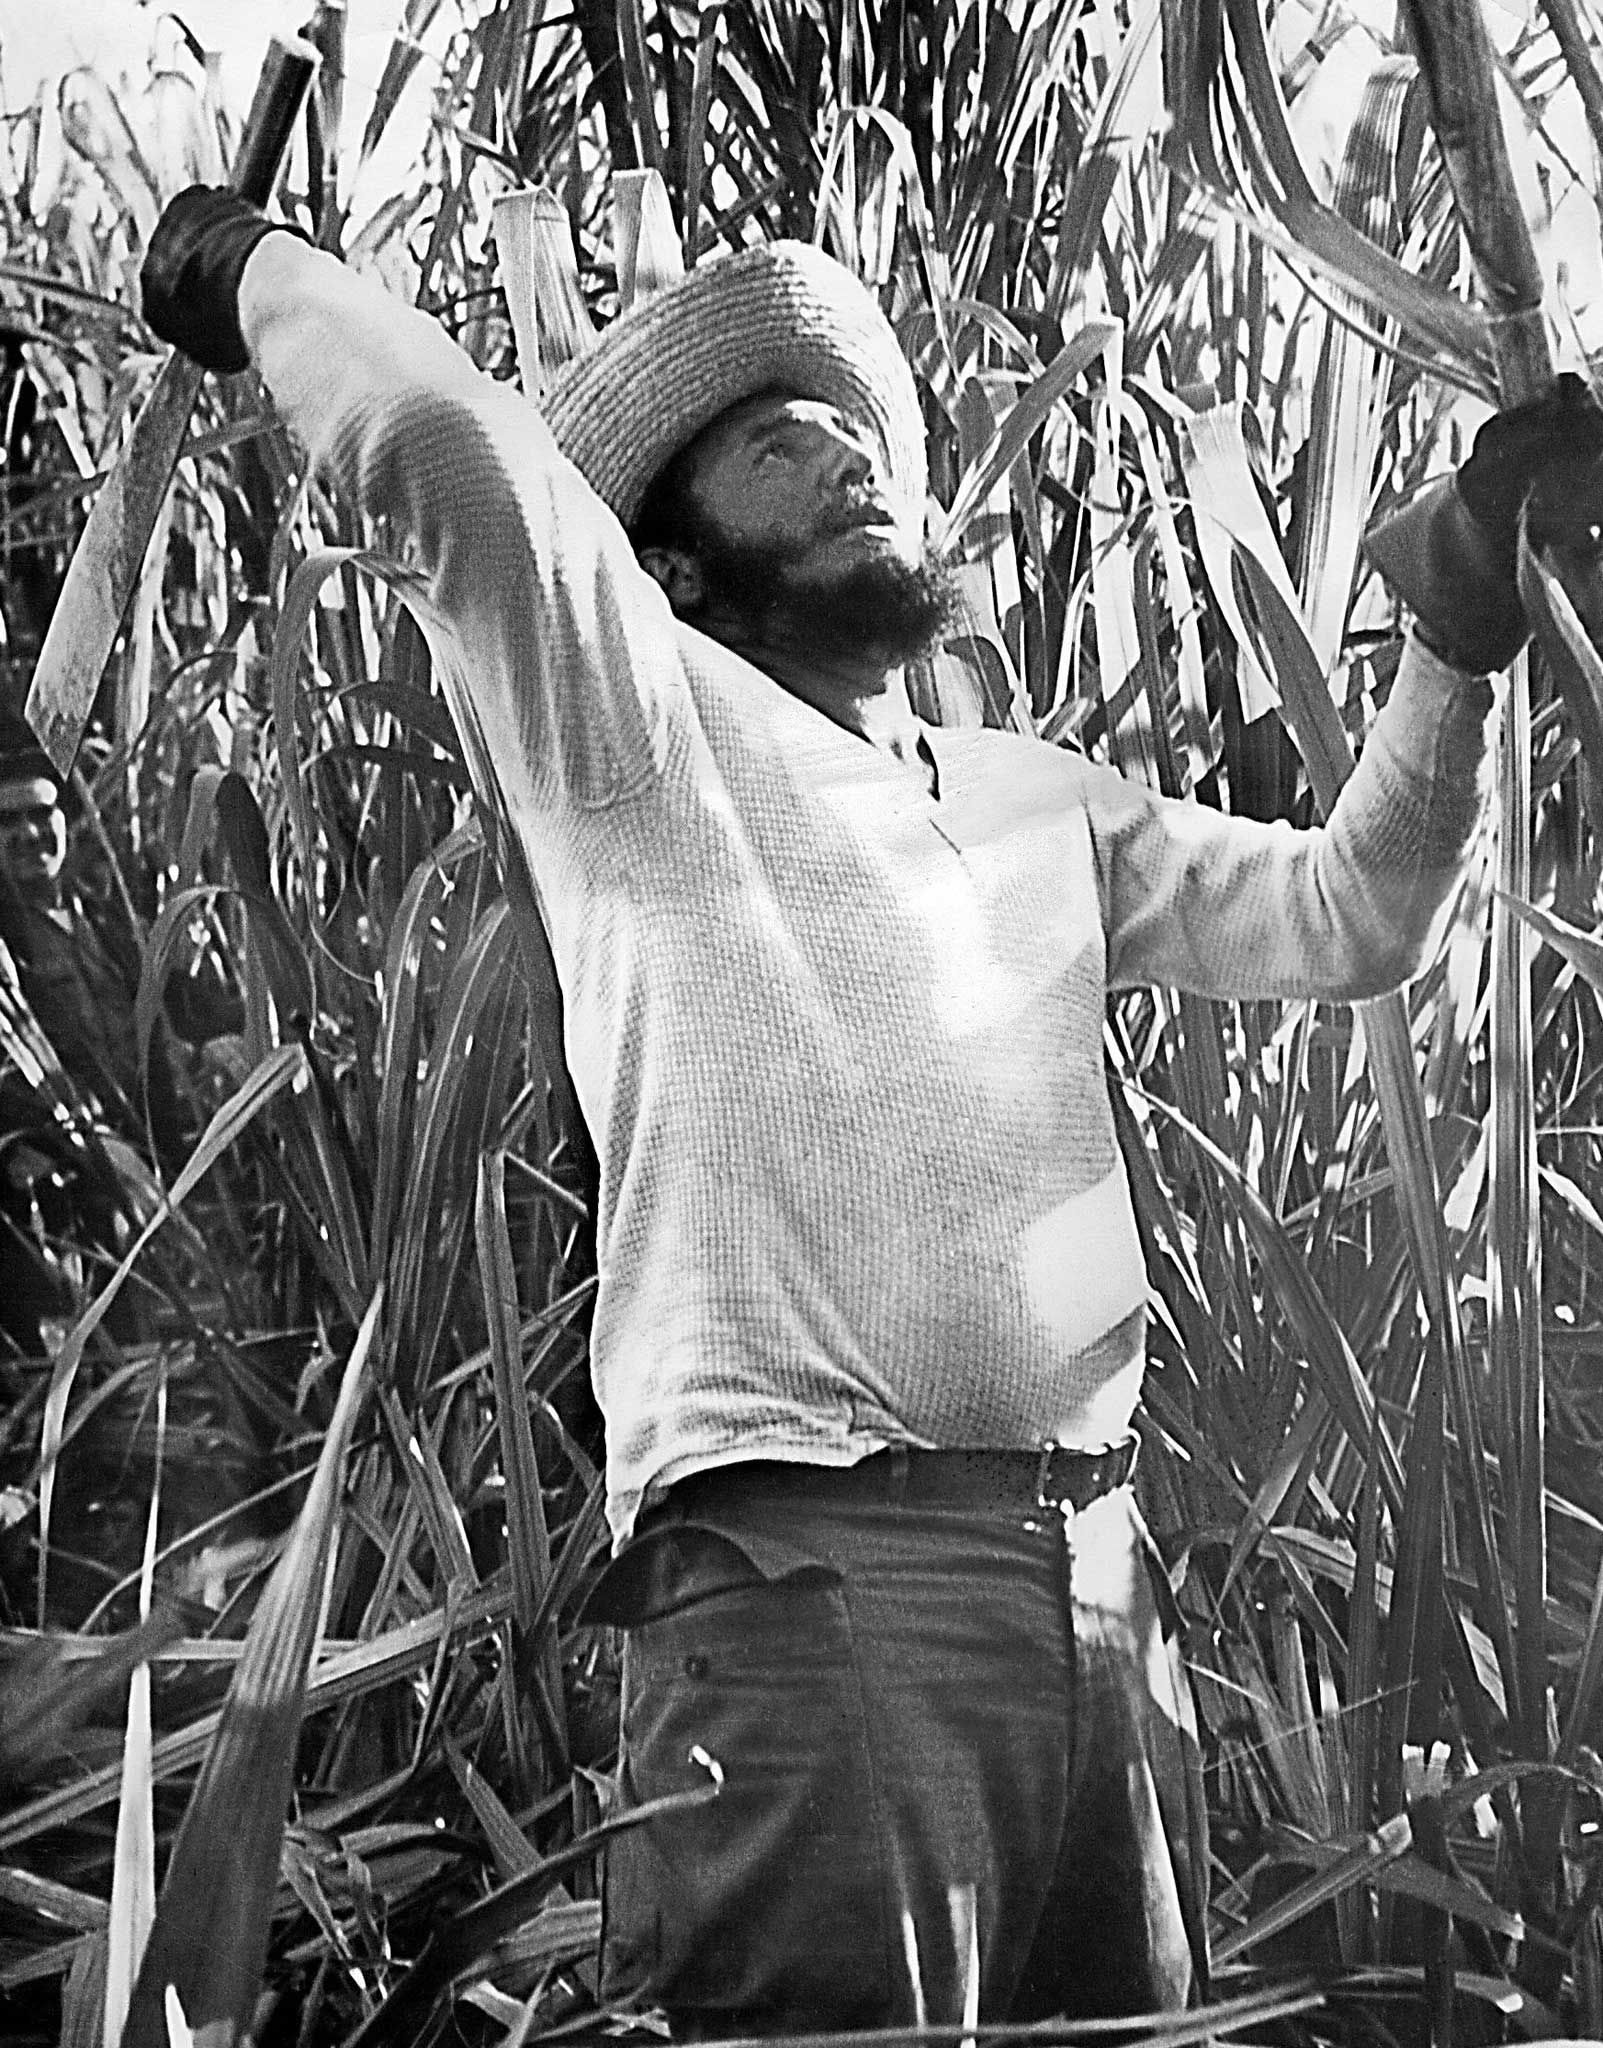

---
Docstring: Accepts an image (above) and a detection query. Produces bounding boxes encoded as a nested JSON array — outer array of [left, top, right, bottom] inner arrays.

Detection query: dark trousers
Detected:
[[590, 1455, 1210, 2036]]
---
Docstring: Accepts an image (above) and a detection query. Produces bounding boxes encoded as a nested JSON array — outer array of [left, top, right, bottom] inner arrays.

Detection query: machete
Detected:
[[24, 34, 320, 776]]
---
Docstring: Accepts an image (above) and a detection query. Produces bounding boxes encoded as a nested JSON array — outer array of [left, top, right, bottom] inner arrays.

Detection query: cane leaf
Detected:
[[121, 1290, 381, 2048]]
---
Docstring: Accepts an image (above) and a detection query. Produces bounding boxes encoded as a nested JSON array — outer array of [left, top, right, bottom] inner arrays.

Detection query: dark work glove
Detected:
[[1366, 371, 1603, 673], [140, 185, 307, 375]]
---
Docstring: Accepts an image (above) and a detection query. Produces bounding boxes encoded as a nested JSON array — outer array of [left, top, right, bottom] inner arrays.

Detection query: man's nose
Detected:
[[816, 423, 876, 491]]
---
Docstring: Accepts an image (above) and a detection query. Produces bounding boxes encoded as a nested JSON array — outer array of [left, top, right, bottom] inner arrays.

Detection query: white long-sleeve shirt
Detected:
[[242, 239, 1496, 1542]]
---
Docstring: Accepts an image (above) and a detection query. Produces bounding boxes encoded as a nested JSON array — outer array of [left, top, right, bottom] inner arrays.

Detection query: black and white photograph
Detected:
[[2, 2, 1603, 2043]]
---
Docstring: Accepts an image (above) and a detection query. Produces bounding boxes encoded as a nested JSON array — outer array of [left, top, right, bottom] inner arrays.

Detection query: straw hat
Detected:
[[539, 240, 927, 531]]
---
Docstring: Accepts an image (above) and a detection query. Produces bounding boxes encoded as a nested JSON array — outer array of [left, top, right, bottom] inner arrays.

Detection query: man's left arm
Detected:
[[1089, 634, 1495, 1002], [1093, 379, 1603, 1004]]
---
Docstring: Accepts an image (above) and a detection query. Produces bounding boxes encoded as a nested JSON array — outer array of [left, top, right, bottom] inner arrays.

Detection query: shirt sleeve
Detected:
[[1086, 636, 1497, 1001], [237, 232, 679, 813]]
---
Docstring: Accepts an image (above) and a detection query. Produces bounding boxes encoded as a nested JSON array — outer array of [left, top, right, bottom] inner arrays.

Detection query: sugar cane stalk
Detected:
[[1396, 0, 1560, 1969], [1396, 0, 1553, 403]]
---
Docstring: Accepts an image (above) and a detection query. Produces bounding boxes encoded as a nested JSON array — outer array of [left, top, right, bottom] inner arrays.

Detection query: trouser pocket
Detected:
[[597, 1521, 893, 2031]]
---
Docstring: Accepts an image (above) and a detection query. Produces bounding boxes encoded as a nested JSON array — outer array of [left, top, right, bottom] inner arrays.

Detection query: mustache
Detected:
[[815, 491, 899, 538]]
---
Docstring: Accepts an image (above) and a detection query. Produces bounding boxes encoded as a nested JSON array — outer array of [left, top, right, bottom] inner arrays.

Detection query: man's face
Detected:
[[0, 778, 65, 899], [659, 391, 951, 666], [685, 391, 920, 580]]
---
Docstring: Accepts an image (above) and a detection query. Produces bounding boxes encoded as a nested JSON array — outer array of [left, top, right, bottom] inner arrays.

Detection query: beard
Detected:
[[686, 521, 957, 667]]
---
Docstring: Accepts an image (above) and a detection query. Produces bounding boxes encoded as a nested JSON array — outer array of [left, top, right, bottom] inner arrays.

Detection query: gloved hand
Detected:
[[140, 186, 307, 375], [1366, 371, 1603, 674]]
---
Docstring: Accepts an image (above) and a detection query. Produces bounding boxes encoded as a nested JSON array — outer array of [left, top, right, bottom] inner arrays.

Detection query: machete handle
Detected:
[[232, 35, 322, 209]]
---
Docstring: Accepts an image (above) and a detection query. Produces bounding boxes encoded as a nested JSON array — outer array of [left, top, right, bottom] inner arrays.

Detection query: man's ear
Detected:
[[636, 546, 705, 617]]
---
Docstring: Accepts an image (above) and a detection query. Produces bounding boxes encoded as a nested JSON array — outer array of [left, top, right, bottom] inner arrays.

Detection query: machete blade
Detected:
[[25, 355, 205, 774], [23, 34, 319, 776]]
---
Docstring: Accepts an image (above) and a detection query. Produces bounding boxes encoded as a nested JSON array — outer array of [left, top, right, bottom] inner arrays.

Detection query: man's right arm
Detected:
[[237, 232, 679, 812]]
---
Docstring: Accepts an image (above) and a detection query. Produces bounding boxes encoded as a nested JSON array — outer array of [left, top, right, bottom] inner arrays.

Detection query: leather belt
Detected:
[[660, 1436, 1139, 1521]]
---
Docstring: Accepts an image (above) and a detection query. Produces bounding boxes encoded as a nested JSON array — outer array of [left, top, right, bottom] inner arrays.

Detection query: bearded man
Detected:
[[138, 187, 1595, 2037]]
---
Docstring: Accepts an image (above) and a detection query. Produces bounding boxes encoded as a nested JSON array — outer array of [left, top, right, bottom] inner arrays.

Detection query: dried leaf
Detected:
[[613, 168, 683, 308]]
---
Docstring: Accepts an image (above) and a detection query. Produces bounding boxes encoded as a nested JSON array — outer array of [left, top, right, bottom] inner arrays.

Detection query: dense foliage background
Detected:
[[3, 0, 1603, 2042]]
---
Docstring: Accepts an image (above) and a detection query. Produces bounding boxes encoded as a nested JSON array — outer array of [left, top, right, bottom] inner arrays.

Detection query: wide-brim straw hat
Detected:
[[540, 240, 927, 531]]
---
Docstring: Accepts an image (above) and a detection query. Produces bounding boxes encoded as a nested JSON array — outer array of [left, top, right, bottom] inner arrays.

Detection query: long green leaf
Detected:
[[122, 1288, 381, 2048], [475, 1150, 566, 1770], [1163, 0, 1492, 379], [0, 1612, 180, 1794], [1489, 651, 1547, 1758], [937, 319, 1118, 551], [1293, 55, 1413, 674], [1504, 890, 1603, 990], [1216, 1816, 1413, 1965], [1140, 1088, 1406, 1509], [34, 1044, 306, 1625], [0, 1581, 514, 1855], [347, 1777, 723, 2048], [1229, 547, 1517, 1715], [103, 1376, 164, 2048], [356, 0, 445, 165], [368, 818, 483, 1275]]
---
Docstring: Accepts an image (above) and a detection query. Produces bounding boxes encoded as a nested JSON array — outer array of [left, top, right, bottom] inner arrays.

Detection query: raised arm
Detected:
[[1089, 638, 1495, 1001], [1095, 373, 1603, 1003], [149, 192, 681, 815]]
